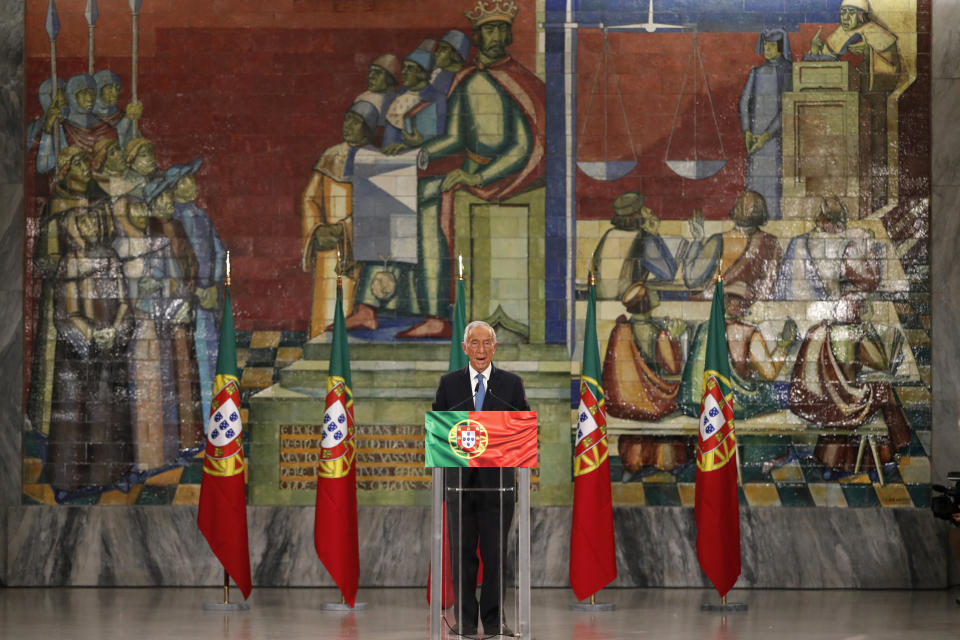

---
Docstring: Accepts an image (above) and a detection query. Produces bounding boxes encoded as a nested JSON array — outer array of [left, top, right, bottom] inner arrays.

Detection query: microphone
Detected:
[[446, 382, 479, 411], [485, 381, 527, 412]]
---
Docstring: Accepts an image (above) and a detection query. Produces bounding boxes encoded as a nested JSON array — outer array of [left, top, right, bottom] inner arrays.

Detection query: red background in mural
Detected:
[[24, 0, 540, 332]]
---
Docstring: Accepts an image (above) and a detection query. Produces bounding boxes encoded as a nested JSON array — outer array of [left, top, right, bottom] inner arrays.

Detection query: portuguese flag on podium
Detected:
[[569, 275, 617, 601], [197, 286, 252, 599], [695, 280, 741, 598], [313, 282, 360, 608]]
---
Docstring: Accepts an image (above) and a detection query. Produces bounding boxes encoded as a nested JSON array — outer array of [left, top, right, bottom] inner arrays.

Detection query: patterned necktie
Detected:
[[475, 373, 486, 411]]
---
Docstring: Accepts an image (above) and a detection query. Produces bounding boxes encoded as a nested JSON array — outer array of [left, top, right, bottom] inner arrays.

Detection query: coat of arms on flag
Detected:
[[319, 378, 355, 478], [574, 379, 609, 476], [697, 375, 736, 472], [204, 379, 245, 477], [448, 419, 489, 458]]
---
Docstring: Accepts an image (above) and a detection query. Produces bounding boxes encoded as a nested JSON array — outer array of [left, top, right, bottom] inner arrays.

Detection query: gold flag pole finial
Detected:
[[225, 250, 231, 287], [337, 249, 342, 289], [458, 253, 464, 281], [716, 257, 723, 283], [588, 270, 596, 287]]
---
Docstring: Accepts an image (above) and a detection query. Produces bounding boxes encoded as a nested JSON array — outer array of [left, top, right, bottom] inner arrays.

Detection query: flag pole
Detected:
[[129, 0, 142, 138], [85, 0, 99, 74], [200, 247, 251, 612], [45, 0, 60, 161], [569, 270, 616, 613]]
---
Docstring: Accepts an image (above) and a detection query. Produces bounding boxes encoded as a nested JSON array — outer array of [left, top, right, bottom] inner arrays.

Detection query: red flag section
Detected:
[[197, 287, 252, 599], [314, 285, 360, 607], [569, 279, 617, 600], [695, 281, 741, 598]]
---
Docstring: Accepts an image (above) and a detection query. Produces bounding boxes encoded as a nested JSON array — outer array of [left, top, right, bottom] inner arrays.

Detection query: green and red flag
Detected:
[[695, 279, 741, 598], [569, 276, 617, 601], [428, 275, 469, 607], [424, 411, 538, 468], [448, 277, 468, 371], [314, 282, 360, 608], [197, 286, 252, 599]]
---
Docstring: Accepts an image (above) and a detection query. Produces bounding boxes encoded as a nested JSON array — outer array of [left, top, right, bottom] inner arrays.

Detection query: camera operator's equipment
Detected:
[[930, 471, 960, 525]]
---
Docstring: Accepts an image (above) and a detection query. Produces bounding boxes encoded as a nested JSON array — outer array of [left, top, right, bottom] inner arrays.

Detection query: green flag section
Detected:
[[425, 411, 538, 468], [448, 278, 468, 371]]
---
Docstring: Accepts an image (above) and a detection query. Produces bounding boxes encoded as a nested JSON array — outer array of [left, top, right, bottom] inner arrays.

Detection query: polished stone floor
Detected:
[[1, 587, 958, 639]]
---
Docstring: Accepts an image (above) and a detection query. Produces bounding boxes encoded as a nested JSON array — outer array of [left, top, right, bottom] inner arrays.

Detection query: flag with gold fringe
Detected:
[[695, 279, 741, 598], [314, 281, 360, 607], [569, 276, 617, 600], [197, 286, 252, 599]]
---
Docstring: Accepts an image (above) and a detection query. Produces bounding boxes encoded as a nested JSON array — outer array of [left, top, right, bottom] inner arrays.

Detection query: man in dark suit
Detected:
[[433, 320, 530, 637]]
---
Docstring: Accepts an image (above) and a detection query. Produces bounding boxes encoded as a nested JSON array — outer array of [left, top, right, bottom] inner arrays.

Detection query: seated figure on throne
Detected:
[[345, 0, 546, 339]]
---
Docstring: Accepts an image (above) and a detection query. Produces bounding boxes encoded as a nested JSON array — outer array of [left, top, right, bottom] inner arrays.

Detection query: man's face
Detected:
[[132, 145, 156, 176], [76, 211, 99, 242], [367, 66, 391, 93], [763, 40, 780, 61], [174, 174, 198, 203], [434, 41, 461, 70], [75, 88, 96, 111], [640, 206, 660, 234], [103, 143, 127, 174], [462, 325, 497, 373], [69, 153, 91, 183], [839, 6, 864, 31], [401, 61, 429, 90], [341, 112, 369, 146], [151, 190, 175, 219], [100, 83, 120, 106], [477, 21, 511, 60]]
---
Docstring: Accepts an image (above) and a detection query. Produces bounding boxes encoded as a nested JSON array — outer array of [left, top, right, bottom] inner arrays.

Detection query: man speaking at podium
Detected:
[[433, 320, 530, 637]]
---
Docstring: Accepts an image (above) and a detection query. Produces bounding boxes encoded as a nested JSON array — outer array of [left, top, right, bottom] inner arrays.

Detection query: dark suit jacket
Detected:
[[433, 364, 531, 490]]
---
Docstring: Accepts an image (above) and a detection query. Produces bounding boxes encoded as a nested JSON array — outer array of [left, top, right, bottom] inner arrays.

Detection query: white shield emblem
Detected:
[[461, 430, 476, 450]]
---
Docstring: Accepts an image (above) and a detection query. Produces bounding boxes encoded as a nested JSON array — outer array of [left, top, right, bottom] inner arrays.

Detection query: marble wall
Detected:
[[0, 0, 24, 587], [2, 0, 959, 589], [2, 505, 948, 589], [931, 0, 960, 584]]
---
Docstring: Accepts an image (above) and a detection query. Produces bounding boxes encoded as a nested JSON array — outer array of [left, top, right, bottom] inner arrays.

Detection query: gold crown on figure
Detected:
[[465, 0, 519, 27]]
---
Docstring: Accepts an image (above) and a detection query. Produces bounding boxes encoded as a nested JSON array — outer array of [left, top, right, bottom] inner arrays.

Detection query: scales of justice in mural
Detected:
[[576, 0, 727, 183]]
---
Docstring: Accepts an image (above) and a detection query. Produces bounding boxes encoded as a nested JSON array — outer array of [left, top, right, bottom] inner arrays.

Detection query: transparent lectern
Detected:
[[424, 410, 538, 640]]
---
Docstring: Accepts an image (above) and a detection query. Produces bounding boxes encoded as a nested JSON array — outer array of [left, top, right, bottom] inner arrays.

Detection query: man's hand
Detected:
[[125, 102, 144, 121], [688, 209, 705, 242], [744, 131, 755, 152], [173, 300, 192, 325], [777, 318, 798, 350], [196, 285, 219, 311], [666, 318, 687, 340], [91, 327, 117, 350], [383, 143, 408, 156], [43, 106, 61, 134], [747, 131, 771, 154], [138, 275, 162, 297], [441, 169, 482, 192], [401, 124, 424, 148], [809, 26, 824, 55], [311, 222, 344, 252]]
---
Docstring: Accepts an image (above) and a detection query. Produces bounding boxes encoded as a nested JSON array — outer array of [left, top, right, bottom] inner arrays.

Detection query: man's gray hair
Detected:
[[463, 320, 497, 344]]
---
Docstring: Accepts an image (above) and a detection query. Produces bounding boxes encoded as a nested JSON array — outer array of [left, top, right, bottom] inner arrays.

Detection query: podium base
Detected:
[[700, 602, 748, 612], [202, 602, 250, 611], [321, 602, 368, 611], [568, 601, 616, 611]]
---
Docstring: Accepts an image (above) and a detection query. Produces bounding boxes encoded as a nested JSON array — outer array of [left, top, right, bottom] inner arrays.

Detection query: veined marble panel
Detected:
[[4, 506, 949, 589], [933, 0, 960, 80], [0, 0, 23, 587]]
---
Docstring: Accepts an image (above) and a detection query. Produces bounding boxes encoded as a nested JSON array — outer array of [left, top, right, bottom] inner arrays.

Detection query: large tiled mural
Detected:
[[22, 0, 930, 509]]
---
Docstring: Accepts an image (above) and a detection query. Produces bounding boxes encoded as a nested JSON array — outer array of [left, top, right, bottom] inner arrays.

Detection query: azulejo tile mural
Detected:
[[22, 0, 930, 508]]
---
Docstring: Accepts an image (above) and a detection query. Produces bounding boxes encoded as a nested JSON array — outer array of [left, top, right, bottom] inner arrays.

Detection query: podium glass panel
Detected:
[[425, 411, 536, 640]]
